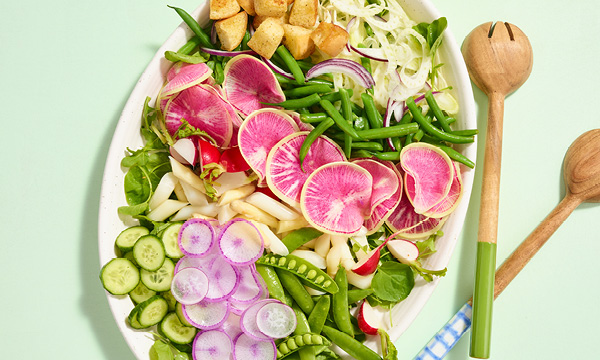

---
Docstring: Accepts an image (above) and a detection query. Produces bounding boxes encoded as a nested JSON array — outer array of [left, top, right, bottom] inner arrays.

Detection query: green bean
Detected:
[[307, 295, 330, 334], [256, 264, 291, 305], [299, 117, 335, 169], [177, 36, 203, 55], [300, 113, 327, 123], [320, 89, 353, 103], [361, 93, 382, 129], [406, 97, 474, 144], [164, 51, 207, 64], [372, 151, 401, 161], [257, 254, 339, 293], [425, 90, 452, 132], [276, 333, 330, 359], [339, 88, 353, 158], [354, 116, 369, 131], [347, 288, 373, 304], [292, 304, 316, 360], [438, 145, 475, 169], [263, 93, 321, 109], [350, 142, 384, 151], [276, 268, 315, 314], [404, 133, 414, 146], [321, 326, 382, 360], [214, 61, 224, 84], [241, 31, 251, 50], [332, 265, 353, 337], [284, 85, 333, 98], [356, 123, 419, 140], [275, 72, 295, 85], [298, 108, 310, 115], [167, 6, 215, 49], [320, 100, 364, 140], [205, 60, 215, 71], [351, 150, 374, 159], [451, 128, 479, 136], [276, 45, 306, 85], [297, 60, 315, 71], [282, 228, 323, 253], [398, 109, 412, 125], [306, 78, 334, 86]]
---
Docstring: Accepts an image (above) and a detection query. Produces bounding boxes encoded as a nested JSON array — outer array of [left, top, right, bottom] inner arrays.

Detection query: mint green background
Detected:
[[1, 1, 598, 359]]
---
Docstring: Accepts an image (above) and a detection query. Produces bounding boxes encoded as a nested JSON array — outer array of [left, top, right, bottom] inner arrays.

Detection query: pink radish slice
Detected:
[[192, 329, 232, 360], [203, 83, 244, 128], [219, 219, 264, 266], [266, 133, 346, 207], [301, 162, 373, 235], [255, 302, 296, 339], [164, 85, 233, 147], [170, 137, 198, 166], [230, 265, 263, 303], [183, 300, 230, 330], [174, 251, 219, 274], [240, 299, 278, 341], [364, 161, 403, 234], [171, 267, 209, 305], [223, 55, 285, 117], [229, 273, 269, 314], [163, 62, 212, 97], [221, 312, 243, 340], [422, 162, 463, 218], [283, 110, 313, 131], [385, 189, 445, 238], [400, 143, 454, 214], [203, 256, 241, 302], [233, 333, 276, 360], [387, 239, 420, 263], [178, 218, 216, 257], [167, 61, 186, 82], [352, 159, 399, 215], [237, 109, 299, 180]]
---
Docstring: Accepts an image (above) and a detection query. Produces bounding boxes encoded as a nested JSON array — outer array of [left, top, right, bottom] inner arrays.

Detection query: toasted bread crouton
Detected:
[[310, 22, 349, 57], [289, 0, 317, 28], [236, 0, 256, 16], [282, 24, 315, 59], [210, 0, 241, 19], [247, 17, 284, 59], [252, 14, 286, 29], [254, 0, 287, 17], [215, 11, 248, 51]]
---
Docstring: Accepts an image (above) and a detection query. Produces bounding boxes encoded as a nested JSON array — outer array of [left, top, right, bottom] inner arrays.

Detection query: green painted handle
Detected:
[[470, 241, 497, 359]]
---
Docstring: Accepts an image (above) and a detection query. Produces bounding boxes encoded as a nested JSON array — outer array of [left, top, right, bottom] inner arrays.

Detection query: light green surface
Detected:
[[1, 1, 599, 359]]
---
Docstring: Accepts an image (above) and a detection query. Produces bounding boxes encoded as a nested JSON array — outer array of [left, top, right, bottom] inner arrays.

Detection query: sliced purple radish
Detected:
[[183, 300, 230, 330], [192, 329, 232, 360], [223, 55, 285, 117], [238, 109, 299, 180], [170, 137, 198, 166], [255, 302, 296, 339], [178, 218, 216, 257], [221, 312, 243, 340], [400, 143, 454, 214], [171, 267, 209, 305], [203, 256, 240, 302], [240, 299, 278, 341], [283, 110, 313, 131], [164, 84, 233, 147], [352, 159, 399, 215], [219, 219, 264, 266], [301, 162, 373, 235], [385, 187, 446, 239], [422, 161, 463, 218], [203, 83, 244, 128], [174, 251, 219, 274], [230, 265, 263, 303], [364, 161, 403, 234], [163, 62, 212, 97], [266, 133, 346, 207], [233, 333, 276, 360]]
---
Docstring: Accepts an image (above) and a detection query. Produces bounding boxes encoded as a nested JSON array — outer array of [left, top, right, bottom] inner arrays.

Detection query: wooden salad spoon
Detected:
[[461, 21, 533, 358]]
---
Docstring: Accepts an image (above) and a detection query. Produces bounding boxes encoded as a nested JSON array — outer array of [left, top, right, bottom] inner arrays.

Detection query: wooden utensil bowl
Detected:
[[564, 129, 600, 202]]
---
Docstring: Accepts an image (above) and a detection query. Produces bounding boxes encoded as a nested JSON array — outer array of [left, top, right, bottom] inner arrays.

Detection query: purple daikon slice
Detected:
[[171, 267, 209, 305], [221, 312, 243, 340], [183, 300, 230, 330], [178, 218, 216, 257], [219, 219, 264, 266], [240, 299, 278, 341], [203, 256, 240, 302], [192, 329, 232, 360], [255, 302, 296, 339], [230, 265, 263, 303], [233, 333, 276, 360]]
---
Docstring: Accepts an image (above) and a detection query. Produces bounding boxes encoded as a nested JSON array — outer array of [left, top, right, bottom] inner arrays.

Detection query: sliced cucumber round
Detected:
[[115, 226, 150, 252], [141, 258, 175, 292], [161, 222, 184, 259], [160, 312, 197, 344], [129, 282, 156, 304], [137, 295, 169, 327], [100, 258, 140, 295], [133, 235, 166, 271], [127, 306, 145, 329], [160, 290, 177, 312], [176, 302, 193, 327]]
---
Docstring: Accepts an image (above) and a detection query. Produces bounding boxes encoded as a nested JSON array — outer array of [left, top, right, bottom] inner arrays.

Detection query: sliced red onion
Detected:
[[200, 47, 258, 57], [394, 101, 405, 122], [414, 90, 441, 104], [262, 56, 295, 80], [203, 256, 240, 302], [229, 265, 263, 303], [240, 299, 278, 341], [183, 300, 230, 330], [171, 267, 209, 305], [219, 219, 264, 266], [233, 333, 276, 360], [256, 302, 296, 339], [178, 218, 216, 257], [306, 59, 375, 88], [348, 44, 388, 62], [345, 17, 357, 53], [193, 329, 232, 360]]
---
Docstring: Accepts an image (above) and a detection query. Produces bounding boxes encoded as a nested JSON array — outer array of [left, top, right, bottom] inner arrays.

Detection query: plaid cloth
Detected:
[[414, 303, 473, 360]]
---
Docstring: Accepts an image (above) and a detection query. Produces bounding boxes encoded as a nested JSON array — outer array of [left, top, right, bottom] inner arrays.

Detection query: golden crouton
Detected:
[[310, 22, 349, 57], [289, 0, 317, 28], [254, 0, 287, 17], [252, 14, 286, 29], [282, 24, 315, 59], [210, 0, 241, 20], [247, 17, 284, 59], [215, 11, 248, 51], [236, 0, 256, 16]]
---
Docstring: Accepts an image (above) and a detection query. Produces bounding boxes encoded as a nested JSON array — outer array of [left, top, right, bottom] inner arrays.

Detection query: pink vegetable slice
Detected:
[[352, 159, 399, 215], [203, 256, 240, 302], [364, 161, 404, 234], [266, 133, 346, 207], [163, 62, 212, 97], [240, 299, 278, 341], [422, 161, 463, 218], [204, 83, 244, 128], [178, 218, 216, 257], [219, 219, 264, 266], [230, 265, 263, 303], [238, 109, 299, 180], [233, 333, 276, 360], [283, 110, 313, 131], [183, 300, 230, 330], [301, 162, 373, 235], [192, 329, 232, 360], [164, 84, 233, 147], [221, 312, 243, 340], [400, 143, 454, 214], [223, 54, 285, 117], [171, 267, 209, 305]]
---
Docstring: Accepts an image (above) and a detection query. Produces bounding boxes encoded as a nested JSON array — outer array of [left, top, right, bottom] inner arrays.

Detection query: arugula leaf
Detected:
[[371, 261, 415, 303], [413, 17, 447, 54], [150, 340, 173, 360]]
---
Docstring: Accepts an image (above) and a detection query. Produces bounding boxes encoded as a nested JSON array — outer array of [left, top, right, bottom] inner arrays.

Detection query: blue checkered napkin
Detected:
[[413, 303, 473, 360]]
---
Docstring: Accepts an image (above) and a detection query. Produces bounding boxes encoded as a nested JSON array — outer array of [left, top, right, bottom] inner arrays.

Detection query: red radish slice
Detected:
[[183, 300, 230, 330], [192, 329, 232, 360], [219, 219, 264, 266], [387, 239, 420, 263], [203, 256, 241, 302], [221, 312, 243, 340], [357, 300, 383, 335], [233, 333, 276, 360], [301, 162, 373, 235], [400, 143, 454, 214], [422, 162, 463, 218], [230, 265, 263, 303], [266, 133, 346, 207], [171, 267, 209, 305], [351, 240, 388, 276], [220, 146, 251, 172], [197, 139, 222, 169], [240, 299, 278, 341], [170, 137, 198, 166], [178, 218, 216, 257], [352, 159, 399, 215], [163, 62, 212, 97], [255, 302, 296, 339], [385, 191, 446, 239], [364, 161, 403, 234], [164, 85, 233, 147], [238, 109, 299, 180], [223, 55, 285, 117]]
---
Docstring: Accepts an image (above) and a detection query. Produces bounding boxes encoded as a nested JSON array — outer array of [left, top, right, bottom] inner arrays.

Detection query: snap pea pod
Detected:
[[167, 6, 215, 49], [263, 93, 321, 110], [284, 85, 333, 98], [321, 326, 382, 360], [292, 304, 315, 360], [307, 295, 330, 334], [299, 118, 335, 169], [276, 46, 306, 84], [276, 333, 330, 359], [276, 268, 315, 314], [347, 288, 373, 304], [256, 264, 291, 306], [320, 100, 364, 140], [281, 228, 323, 253], [361, 93, 383, 129], [332, 266, 353, 337], [406, 97, 474, 144], [351, 142, 384, 151], [177, 36, 203, 55], [356, 123, 419, 140], [257, 254, 339, 294], [425, 90, 452, 132], [300, 113, 327, 123]]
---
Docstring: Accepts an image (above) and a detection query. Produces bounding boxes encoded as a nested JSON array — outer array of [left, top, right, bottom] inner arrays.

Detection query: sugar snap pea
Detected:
[[276, 333, 330, 359], [321, 326, 382, 360], [262, 93, 322, 110], [292, 304, 316, 360], [282, 228, 323, 253], [332, 266, 353, 337], [347, 288, 373, 304], [256, 264, 291, 306], [167, 6, 215, 49], [320, 100, 364, 140], [284, 85, 333, 98], [257, 254, 339, 294], [356, 123, 419, 140], [299, 117, 335, 169], [406, 97, 474, 144], [276, 268, 315, 314], [307, 295, 330, 334]]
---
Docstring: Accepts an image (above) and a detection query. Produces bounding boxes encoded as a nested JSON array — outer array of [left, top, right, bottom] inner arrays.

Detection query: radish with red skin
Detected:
[[230, 265, 263, 303], [386, 238, 447, 280], [221, 312, 243, 340], [170, 137, 198, 166], [357, 300, 383, 335], [351, 239, 389, 276], [183, 300, 230, 330], [171, 267, 209, 305], [233, 333, 277, 360], [363, 160, 403, 234], [352, 159, 399, 215], [220, 146, 251, 172], [178, 218, 216, 257], [202, 256, 240, 302], [192, 329, 232, 360], [218, 218, 264, 266], [197, 139, 221, 168]]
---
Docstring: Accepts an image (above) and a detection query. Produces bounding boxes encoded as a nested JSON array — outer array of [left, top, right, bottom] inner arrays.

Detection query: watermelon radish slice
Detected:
[[352, 159, 399, 215], [178, 218, 216, 257], [218, 219, 264, 266], [301, 162, 373, 235], [363, 161, 403, 234], [266, 133, 346, 207], [183, 300, 230, 330], [203, 83, 244, 129], [163, 62, 212, 97], [171, 267, 209, 305], [422, 161, 463, 218], [164, 84, 233, 147], [223, 55, 285, 117], [385, 187, 446, 239], [400, 143, 454, 214], [192, 329, 232, 360], [238, 109, 299, 180], [283, 110, 314, 131]]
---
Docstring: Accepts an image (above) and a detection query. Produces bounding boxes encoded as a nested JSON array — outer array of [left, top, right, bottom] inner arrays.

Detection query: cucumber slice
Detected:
[[115, 226, 150, 252], [137, 295, 169, 327], [122, 251, 138, 267], [160, 312, 197, 344], [161, 290, 177, 312], [127, 306, 145, 329], [161, 222, 184, 259], [100, 258, 140, 295], [141, 258, 175, 292], [129, 282, 156, 304], [176, 302, 194, 327], [133, 235, 166, 271]]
